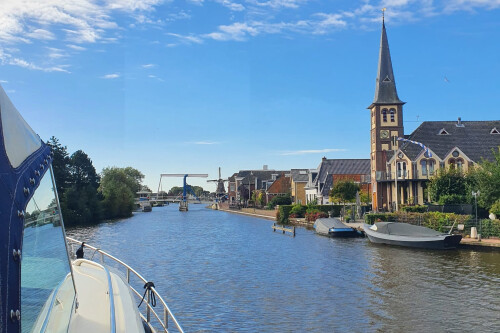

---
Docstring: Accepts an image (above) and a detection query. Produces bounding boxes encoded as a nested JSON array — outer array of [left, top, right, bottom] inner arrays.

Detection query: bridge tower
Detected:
[[159, 174, 208, 211]]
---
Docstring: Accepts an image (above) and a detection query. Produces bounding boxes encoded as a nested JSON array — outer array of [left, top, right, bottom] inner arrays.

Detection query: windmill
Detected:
[[207, 167, 228, 202]]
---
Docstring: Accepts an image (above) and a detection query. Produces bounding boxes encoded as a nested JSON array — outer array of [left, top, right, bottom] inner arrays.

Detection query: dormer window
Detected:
[[438, 128, 449, 135], [390, 108, 395, 122], [491, 128, 500, 134], [382, 109, 388, 122], [383, 75, 391, 82]]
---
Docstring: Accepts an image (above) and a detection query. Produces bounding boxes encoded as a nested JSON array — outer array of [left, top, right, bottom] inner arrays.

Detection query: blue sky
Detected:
[[1, 0, 499, 192]]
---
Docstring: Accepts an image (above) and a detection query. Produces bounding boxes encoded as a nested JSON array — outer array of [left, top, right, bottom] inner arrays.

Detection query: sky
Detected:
[[1, 0, 499, 192]]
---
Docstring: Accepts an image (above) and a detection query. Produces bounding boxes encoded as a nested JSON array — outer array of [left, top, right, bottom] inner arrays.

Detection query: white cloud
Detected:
[[67, 44, 87, 51], [191, 141, 220, 145], [142, 63, 156, 68], [0, 48, 70, 73], [167, 32, 203, 44], [280, 148, 347, 156], [187, 0, 205, 5], [215, 0, 245, 11], [26, 28, 56, 40], [0, 80, 8, 83], [249, 0, 308, 9], [205, 22, 259, 41], [101, 73, 120, 79]]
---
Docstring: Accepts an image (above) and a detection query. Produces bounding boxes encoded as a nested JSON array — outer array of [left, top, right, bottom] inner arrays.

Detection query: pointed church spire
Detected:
[[371, 19, 404, 106]]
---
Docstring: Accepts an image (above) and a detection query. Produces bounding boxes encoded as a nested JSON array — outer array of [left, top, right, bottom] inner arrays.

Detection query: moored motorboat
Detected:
[[363, 222, 462, 249], [0, 84, 183, 332], [314, 217, 363, 237]]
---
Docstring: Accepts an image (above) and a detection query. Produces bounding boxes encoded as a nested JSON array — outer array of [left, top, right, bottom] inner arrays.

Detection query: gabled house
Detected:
[[290, 169, 309, 204], [305, 158, 371, 204], [266, 172, 291, 204], [227, 166, 288, 204]]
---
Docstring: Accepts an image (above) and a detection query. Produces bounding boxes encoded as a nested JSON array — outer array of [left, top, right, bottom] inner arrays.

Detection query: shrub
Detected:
[[400, 205, 428, 213], [490, 199, 500, 217], [276, 205, 293, 224], [290, 204, 306, 218], [479, 219, 500, 238], [438, 194, 466, 205], [277, 204, 341, 223], [305, 210, 328, 222], [268, 194, 292, 209]]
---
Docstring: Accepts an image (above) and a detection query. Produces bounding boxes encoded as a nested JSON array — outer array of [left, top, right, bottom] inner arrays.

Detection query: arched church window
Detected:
[[390, 108, 395, 122], [382, 109, 387, 122]]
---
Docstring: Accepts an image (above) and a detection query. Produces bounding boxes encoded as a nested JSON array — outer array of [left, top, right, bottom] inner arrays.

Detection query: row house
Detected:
[[305, 158, 371, 205], [227, 167, 288, 204]]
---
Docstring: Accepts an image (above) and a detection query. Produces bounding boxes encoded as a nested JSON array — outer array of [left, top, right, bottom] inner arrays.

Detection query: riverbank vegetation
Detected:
[[48, 137, 144, 226]]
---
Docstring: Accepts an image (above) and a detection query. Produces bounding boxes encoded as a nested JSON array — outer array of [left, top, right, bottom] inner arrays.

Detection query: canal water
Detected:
[[67, 204, 500, 332]]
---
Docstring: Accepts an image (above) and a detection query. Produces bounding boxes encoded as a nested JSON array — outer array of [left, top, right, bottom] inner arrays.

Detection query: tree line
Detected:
[[47, 137, 145, 226]]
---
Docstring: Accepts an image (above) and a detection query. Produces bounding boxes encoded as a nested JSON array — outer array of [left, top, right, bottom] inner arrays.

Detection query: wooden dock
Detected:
[[272, 223, 295, 237]]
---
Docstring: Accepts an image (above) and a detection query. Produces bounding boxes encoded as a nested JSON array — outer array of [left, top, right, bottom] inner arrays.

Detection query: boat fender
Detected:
[[138, 281, 156, 308]]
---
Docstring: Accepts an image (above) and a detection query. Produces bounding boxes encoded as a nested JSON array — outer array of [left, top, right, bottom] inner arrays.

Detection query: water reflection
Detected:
[[67, 205, 500, 332]]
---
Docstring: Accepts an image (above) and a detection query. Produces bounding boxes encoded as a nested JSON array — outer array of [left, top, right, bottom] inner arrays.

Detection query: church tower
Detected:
[[368, 18, 405, 211]]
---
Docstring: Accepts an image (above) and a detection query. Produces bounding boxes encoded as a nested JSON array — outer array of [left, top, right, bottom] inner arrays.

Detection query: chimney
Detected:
[[322, 156, 327, 161], [263, 165, 268, 170], [456, 117, 464, 127]]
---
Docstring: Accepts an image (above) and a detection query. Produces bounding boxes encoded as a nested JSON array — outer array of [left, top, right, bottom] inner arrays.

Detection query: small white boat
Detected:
[[364, 222, 462, 249], [0, 84, 183, 332]]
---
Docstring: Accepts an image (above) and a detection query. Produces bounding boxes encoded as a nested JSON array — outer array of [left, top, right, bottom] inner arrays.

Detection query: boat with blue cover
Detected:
[[314, 217, 364, 237], [0, 84, 184, 333]]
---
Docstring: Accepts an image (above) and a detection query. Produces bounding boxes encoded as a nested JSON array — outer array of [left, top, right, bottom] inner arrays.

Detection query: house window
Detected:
[[421, 160, 427, 176], [456, 158, 464, 170], [428, 159, 435, 175], [397, 161, 406, 178], [449, 158, 456, 168], [230, 184, 235, 192], [390, 109, 395, 122], [382, 109, 388, 122]]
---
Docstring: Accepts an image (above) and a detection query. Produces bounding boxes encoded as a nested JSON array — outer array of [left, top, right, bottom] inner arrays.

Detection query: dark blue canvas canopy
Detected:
[[0, 85, 52, 333]]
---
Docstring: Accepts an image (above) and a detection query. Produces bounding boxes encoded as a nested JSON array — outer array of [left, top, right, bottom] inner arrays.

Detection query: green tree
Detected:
[[471, 147, 500, 210], [330, 180, 360, 204], [330, 180, 360, 221], [427, 168, 471, 204], [100, 167, 143, 219], [62, 150, 102, 225], [168, 186, 183, 196], [46, 136, 70, 196]]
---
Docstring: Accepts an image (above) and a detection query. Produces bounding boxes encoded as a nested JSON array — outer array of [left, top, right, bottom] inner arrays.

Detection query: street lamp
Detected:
[[472, 190, 480, 240]]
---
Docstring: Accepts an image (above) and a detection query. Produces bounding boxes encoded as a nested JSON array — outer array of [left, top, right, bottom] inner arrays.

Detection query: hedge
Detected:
[[277, 205, 342, 224], [400, 205, 428, 213], [478, 219, 500, 238]]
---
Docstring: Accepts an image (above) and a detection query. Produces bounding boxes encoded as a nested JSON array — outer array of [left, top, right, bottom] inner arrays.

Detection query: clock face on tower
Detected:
[[380, 130, 390, 139]]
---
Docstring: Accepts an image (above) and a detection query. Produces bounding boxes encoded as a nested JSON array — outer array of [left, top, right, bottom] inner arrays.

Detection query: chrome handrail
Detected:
[[66, 237, 184, 333]]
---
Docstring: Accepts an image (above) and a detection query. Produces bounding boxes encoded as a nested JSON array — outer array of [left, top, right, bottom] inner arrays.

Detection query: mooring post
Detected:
[[273, 223, 276, 232], [293, 227, 296, 237]]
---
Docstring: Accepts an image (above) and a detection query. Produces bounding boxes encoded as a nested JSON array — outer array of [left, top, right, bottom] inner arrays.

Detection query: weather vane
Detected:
[[382, 7, 386, 22]]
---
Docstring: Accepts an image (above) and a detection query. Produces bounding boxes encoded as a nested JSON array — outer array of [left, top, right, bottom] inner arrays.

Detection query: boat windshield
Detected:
[[21, 167, 76, 333]]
